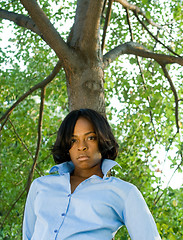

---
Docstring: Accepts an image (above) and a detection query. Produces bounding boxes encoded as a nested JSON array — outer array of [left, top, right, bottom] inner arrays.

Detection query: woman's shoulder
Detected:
[[31, 172, 62, 186], [106, 176, 139, 195]]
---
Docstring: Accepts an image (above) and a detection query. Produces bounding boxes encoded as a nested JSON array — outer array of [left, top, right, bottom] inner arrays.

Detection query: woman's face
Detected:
[[69, 117, 102, 173]]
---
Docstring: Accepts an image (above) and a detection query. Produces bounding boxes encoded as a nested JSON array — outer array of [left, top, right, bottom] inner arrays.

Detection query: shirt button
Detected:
[[67, 194, 71, 197], [61, 213, 66, 216], [54, 229, 58, 233]]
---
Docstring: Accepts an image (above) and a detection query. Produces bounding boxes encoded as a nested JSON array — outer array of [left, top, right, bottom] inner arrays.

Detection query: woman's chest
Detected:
[[34, 177, 124, 220]]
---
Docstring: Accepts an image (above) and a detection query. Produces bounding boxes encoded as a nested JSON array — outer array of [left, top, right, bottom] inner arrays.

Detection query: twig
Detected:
[[102, 0, 108, 17], [161, 65, 179, 133], [153, 186, 160, 205], [0, 60, 62, 125], [154, 133, 181, 205], [8, 119, 34, 159], [162, 151, 183, 205], [165, 132, 178, 153], [125, 8, 158, 141], [0, 187, 27, 228], [126, 8, 133, 41], [115, 0, 162, 28], [26, 87, 46, 192], [153, 190, 165, 205], [101, 0, 113, 52], [165, 150, 183, 189], [0, 115, 9, 133], [134, 12, 182, 58], [37, 153, 52, 165]]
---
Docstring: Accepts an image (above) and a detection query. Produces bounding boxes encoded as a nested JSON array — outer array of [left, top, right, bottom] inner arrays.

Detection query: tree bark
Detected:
[[66, 63, 106, 116]]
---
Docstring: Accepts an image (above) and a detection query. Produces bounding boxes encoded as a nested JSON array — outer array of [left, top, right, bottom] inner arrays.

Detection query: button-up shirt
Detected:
[[23, 159, 161, 240]]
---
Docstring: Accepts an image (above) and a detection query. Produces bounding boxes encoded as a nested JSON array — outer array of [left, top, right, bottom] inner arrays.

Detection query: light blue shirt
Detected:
[[23, 159, 161, 240]]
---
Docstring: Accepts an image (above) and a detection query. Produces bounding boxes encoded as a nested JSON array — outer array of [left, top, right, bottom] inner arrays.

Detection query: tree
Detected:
[[0, 0, 182, 239]]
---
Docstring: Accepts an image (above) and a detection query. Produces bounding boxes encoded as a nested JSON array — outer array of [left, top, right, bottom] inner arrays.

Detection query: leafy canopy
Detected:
[[0, 0, 183, 239]]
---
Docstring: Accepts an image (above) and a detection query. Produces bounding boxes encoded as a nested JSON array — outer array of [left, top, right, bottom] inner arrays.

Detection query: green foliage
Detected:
[[0, 0, 183, 239]]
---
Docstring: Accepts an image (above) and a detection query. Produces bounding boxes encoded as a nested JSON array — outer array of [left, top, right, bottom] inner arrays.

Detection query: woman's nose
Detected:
[[78, 141, 88, 151]]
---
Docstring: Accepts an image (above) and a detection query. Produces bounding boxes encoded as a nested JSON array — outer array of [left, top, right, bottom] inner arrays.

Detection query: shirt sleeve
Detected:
[[123, 185, 161, 240], [23, 180, 38, 240]]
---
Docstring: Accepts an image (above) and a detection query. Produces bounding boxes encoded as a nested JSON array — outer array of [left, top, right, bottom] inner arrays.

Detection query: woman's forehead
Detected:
[[72, 117, 95, 135]]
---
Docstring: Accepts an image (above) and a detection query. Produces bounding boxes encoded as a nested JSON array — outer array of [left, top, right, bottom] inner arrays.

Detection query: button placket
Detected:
[[55, 192, 72, 239]]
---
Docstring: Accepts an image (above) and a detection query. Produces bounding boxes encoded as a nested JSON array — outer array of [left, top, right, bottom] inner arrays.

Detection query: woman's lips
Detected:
[[77, 155, 89, 161]]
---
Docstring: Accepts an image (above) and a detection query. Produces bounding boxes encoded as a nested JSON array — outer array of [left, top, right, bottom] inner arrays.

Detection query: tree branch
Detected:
[[115, 0, 162, 28], [0, 187, 27, 228], [104, 42, 181, 133], [160, 151, 183, 206], [101, 0, 113, 52], [126, 8, 133, 41], [0, 9, 42, 37], [161, 65, 179, 133], [125, 9, 158, 141], [78, 0, 104, 60], [26, 87, 46, 192], [103, 42, 183, 68], [134, 12, 181, 58], [8, 118, 34, 160], [0, 115, 9, 133], [20, 0, 78, 67], [0, 60, 62, 125], [165, 156, 183, 189]]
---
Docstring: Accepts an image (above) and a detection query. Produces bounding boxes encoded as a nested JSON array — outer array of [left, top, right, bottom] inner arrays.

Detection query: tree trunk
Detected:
[[65, 62, 106, 115]]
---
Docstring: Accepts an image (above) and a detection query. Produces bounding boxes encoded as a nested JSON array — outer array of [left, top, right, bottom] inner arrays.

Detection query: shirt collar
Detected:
[[49, 159, 121, 177]]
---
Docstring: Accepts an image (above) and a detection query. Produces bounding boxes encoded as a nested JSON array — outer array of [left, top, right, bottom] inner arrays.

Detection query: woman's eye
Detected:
[[88, 136, 97, 141], [71, 139, 77, 144]]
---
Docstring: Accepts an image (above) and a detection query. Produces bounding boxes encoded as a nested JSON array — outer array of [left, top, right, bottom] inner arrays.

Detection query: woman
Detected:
[[23, 108, 161, 240]]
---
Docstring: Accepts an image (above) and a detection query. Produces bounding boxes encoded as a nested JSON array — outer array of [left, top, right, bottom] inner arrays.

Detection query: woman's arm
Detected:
[[123, 186, 161, 240], [22, 180, 38, 240]]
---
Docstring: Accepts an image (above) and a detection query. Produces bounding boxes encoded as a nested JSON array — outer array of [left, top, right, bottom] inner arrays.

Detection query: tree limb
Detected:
[[101, 0, 113, 52], [26, 87, 46, 192], [0, 60, 62, 125], [165, 155, 183, 189], [78, 0, 104, 60], [102, 0, 108, 17], [103, 42, 183, 68], [0, 115, 9, 133], [126, 8, 133, 41], [125, 9, 158, 141], [161, 149, 183, 206], [0, 187, 27, 228], [20, 0, 78, 67], [134, 12, 181, 58], [8, 118, 34, 160], [161, 65, 179, 133], [115, 0, 162, 28], [0, 9, 42, 37]]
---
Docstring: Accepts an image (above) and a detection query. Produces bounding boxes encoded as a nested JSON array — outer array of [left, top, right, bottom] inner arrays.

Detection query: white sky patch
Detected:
[[151, 144, 183, 189]]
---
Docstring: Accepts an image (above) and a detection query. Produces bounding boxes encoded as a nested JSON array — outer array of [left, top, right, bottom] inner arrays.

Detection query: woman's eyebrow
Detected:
[[72, 131, 96, 137]]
